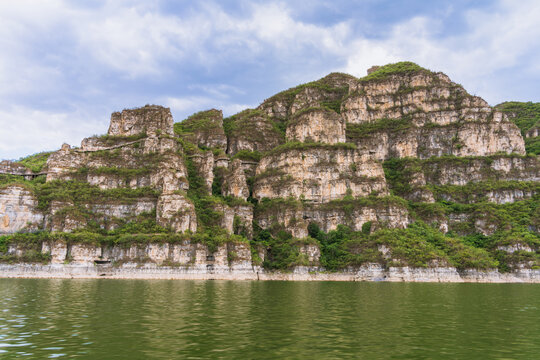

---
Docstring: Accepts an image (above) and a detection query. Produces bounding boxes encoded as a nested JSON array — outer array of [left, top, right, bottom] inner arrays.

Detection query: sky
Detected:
[[1, 0, 540, 159]]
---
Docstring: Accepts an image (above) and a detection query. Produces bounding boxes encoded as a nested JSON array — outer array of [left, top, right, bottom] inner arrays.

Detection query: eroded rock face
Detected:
[[0, 185, 43, 234], [46, 144, 85, 182], [21, 239, 257, 269], [0, 160, 37, 177], [343, 72, 476, 124], [497, 243, 535, 253], [222, 159, 249, 200], [108, 105, 174, 137], [258, 72, 356, 120], [286, 108, 345, 144], [343, 72, 525, 158], [408, 156, 540, 186], [255, 203, 307, 238], [232, 204, 253, 239], [191, 152, 214, 193], [48, 241, 68, 264], [227, 242, 252, 270], [307, 201, 410, 233], [254, 147, 387, 202], [181, 109, 227, 150], [156, 193, 197, 233], [151, 152, 189, 193], [2, 64, 539, 274], [70, 244, 102, 264], [226, 110, 284, 155], [48, 200, 87, 232], [213, 203, 235, 234], [254, 199, 409, 238]]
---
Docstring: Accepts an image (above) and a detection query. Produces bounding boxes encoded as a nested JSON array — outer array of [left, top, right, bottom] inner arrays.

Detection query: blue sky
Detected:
[[1, 0, 539, 159]]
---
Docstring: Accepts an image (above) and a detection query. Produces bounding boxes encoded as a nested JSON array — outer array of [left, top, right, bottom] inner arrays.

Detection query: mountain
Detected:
[[1, 62, 539, 280]]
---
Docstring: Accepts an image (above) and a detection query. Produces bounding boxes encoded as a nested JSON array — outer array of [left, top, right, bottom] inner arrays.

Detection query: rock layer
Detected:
[[1, 62, 538, 278]]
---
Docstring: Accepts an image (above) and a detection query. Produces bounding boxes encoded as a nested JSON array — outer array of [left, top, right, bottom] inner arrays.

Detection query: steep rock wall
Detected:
[[286, 108, 346, 144], [225, 110, 284, 155], [403, 156, 540, 186], [0, 185, 43, 234], [255, 198, 409, 238], [108, 105, 174, 137], [254, 147, 387, 202], [178, 109, 227, 150], [343, 72, 525, 159]]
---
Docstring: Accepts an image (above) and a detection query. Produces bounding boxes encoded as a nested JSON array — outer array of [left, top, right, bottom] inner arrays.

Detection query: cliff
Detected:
[[1, 62, 539, 281]]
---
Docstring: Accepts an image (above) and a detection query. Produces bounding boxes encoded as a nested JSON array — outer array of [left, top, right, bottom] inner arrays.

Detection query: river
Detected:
[[1, 279, 539, 359]]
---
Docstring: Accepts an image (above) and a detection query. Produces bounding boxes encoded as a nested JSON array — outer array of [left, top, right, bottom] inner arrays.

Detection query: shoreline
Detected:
[[2, 263, 540, 283]]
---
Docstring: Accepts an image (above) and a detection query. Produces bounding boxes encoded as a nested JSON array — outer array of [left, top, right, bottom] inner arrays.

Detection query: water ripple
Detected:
[[1, 280, 540, 359]]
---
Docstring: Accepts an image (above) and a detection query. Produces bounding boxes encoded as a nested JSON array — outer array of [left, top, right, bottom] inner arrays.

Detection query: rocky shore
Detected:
[[2, 263, 540, 283]]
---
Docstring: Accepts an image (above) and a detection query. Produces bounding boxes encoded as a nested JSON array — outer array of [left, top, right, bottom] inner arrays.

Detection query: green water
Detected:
[[1, 280, 540, 359]]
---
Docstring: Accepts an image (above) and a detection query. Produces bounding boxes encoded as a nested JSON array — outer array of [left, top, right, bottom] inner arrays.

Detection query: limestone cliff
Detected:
[[1, 62, 539, 276], [0, 185, 43, 234]]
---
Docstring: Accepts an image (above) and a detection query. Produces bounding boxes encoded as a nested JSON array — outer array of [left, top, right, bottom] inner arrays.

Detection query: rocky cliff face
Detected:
[[286, 108, 346, 144], [43, 105, 196, 234], [343, 70, 525, 159], [0, 185, 43, 234], [254, 146, 387, 202], [177, 109, 227, 150], [1, 62, 538, 275], [108, 105, 175, 137]]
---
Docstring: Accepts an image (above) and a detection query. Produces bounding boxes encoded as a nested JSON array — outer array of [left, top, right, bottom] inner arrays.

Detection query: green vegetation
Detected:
[[75, 166, 151, 181], [314, 222, 498, 271], [231, 150, 263, 162], [266, 141, 356, 157], [497, 101, 540, 135], [0, 174, 46, 189], [359, 62, 432, 83], [35, 180, 159, 211], [222, 109, 265, 137], [524, 137, 540, 155], [222, 109, 286, 150], [96, 132, 147, 146], [17, 152, 52, 173], [252, 230, 309, 270], [346, 117, 414, 139], [321, 100, 342, 114], [428, 181, 539, 204], [185, 155, 224, 229], [496, 101, 540, 154], [175, 109, 222, 134], [264, 72, 354, 111], [0, 229, 247, 262]]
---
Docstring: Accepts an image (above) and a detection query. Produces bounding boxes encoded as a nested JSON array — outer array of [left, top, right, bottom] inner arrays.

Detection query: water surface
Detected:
[[1, 279, 539, 359]]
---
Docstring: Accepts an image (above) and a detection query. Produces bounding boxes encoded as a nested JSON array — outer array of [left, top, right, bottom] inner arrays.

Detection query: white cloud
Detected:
[[1, 0, 540, 158], [2, 0, 540, 93], [342, 0, 540, 103], [0, 106, 108, 160]]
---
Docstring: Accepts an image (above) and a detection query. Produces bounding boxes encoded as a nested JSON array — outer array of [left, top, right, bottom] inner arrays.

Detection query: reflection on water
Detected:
[[1, 279, 540, 359]]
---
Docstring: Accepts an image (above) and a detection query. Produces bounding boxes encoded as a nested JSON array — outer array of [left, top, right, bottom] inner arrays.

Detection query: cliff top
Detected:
[[108, 104, 174, 137], [358, 61, 436, 82], [262, 72, 356, 107]]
